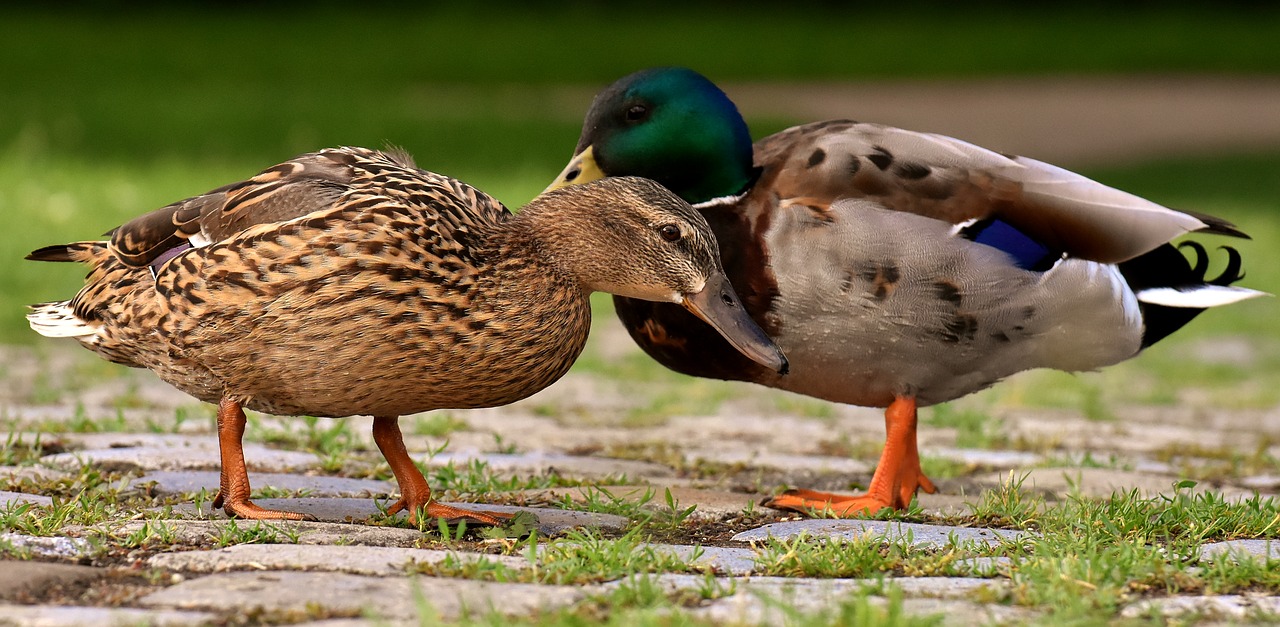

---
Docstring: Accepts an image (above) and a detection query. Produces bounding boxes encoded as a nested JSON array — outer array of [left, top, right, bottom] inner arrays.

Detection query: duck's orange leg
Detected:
[[765, 396, 936, 517], [372, 416, 512, 527], [211, 397, 313, 521]]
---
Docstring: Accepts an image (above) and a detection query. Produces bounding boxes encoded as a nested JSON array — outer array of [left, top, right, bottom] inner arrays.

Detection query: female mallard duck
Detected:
[[546, 67, 1265, 516], [27, 146, 787, 525]]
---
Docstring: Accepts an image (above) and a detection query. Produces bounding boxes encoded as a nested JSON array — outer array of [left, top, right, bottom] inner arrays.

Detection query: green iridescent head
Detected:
[[546, 67, 756, 204]]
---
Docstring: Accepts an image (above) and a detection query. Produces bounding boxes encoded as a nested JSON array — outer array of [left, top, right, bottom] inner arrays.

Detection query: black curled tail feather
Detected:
[[1118, 241, 1247, 349], [1179, 241, 1245, 287]]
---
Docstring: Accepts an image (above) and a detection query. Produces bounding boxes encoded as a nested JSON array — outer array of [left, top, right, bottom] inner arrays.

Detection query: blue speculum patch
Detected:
[[965, 219, 1058, 272]]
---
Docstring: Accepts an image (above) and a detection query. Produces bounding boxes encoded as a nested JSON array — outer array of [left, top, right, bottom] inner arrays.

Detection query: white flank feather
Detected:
[[26, 302, 99, 343], [1137, 286, 1269, 308]]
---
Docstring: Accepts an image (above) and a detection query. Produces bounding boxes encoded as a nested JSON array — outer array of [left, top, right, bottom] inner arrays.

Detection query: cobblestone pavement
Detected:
[[3, 318, 1278, 625], [3, 78, 1280, 625]]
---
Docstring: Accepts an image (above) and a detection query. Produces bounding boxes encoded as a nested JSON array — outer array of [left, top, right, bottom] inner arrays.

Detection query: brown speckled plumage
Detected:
[[34, 148, 587, 416], [27, 146, 785, 524]]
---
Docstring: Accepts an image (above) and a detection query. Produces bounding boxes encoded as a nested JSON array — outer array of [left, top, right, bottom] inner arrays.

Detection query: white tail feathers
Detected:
[[26, 302, 99, 343], [1137, 285, 1269, 309]]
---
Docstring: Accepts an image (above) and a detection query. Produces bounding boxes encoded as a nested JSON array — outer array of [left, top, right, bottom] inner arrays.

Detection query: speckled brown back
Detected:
[[43, 148, 593, 418]]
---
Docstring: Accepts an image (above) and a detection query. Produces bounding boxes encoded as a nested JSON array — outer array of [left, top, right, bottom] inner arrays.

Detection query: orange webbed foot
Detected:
[[764, 474, 936, 518], [764, 489, 892, 517], [211, 397, 316, 522], [386, 496, 514, 527], [372, 416, 514, 528], [766, 396, 936, 518], [212, 490, 316, 521]]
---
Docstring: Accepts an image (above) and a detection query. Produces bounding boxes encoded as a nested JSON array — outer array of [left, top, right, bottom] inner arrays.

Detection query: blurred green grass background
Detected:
[[2, 4, 1277, 407]]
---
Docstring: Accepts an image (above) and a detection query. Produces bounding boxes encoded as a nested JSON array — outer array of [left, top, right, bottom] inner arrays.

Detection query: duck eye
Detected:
[[625, 104, 648, 123], [658, 224, 682, 242]]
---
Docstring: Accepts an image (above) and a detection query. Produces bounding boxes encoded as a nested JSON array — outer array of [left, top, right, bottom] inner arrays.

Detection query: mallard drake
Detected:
[[27, 146, 787, 525], [546, 67, 1266, 516]]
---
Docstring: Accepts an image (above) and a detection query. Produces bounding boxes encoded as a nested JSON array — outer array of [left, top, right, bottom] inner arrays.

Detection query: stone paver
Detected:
[[648, 486, 766, 521], [732, 519, 1032, 549], [973, 467, 1259, 501], [521, 484, 762, 521], [422, 451, 673, 480], [695, 587, 892, 625], [638, 538, 1011, 579], [110, 519, 429, 548], [650, 414, 884, 458], [148, 543, 528, 576], [55, 433, 207, 450], [915, 494, 986, 518], [252, 498, 624, 535], [0, 604, 216, 627], [923, 448, 1043, 470], [1132, 460, 1178, 474], [167, 498, 626, 536], [629, 574, 1016, 625], [1240, 474, 1280, 490], [138, 470, 393, 498], [702, 594, 1034, 626], [631, 573, 1008, 599], [0, 560, 105, 602], [1120, 595, 1280, 620], [0, 533, 95, 559], [42, 442, 317, 473], [681, 449, 871, 475], [955, 556, 1013, 576], [287, 621, 394, 627], [648, 544, 760, 576], [0, 465, 70, 486], [139, 571, 589, 621], [1198, 539, 1279, 563], [898, 599, 1037, 627], [1005, 413, 1272, 457], [0, 490, 52, 508]]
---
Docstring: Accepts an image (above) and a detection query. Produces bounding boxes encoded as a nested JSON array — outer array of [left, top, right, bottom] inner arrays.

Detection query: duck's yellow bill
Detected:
[[681, 272, 789, 376], [542, 146, 606, 195]]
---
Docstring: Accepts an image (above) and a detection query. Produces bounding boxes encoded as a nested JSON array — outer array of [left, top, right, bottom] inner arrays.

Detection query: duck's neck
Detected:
[[491, 208, 588, 294], [470, 209, 594, 395], [673, 159, 756, 206], [497, 202, 647, 300]]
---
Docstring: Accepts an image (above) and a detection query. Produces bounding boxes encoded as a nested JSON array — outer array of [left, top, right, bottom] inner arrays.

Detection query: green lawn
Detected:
[[3, 3, 1277, 397], [3, 5, 1279, 166]]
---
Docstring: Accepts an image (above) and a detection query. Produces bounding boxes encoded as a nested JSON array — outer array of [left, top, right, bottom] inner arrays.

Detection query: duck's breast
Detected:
[[152, 213, 592, 418]]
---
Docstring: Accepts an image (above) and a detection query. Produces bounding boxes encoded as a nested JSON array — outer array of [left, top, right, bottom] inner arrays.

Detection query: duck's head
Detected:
[[527, 176, 787, 375], [545, 67, 756, 204]]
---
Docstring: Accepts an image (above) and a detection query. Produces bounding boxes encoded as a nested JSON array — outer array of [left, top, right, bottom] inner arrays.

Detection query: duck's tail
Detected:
[[27, 301, 99, 343], [26, 241, 107, 264], [1119, 241, 1266, 348], [25, 240, 113, 345]]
